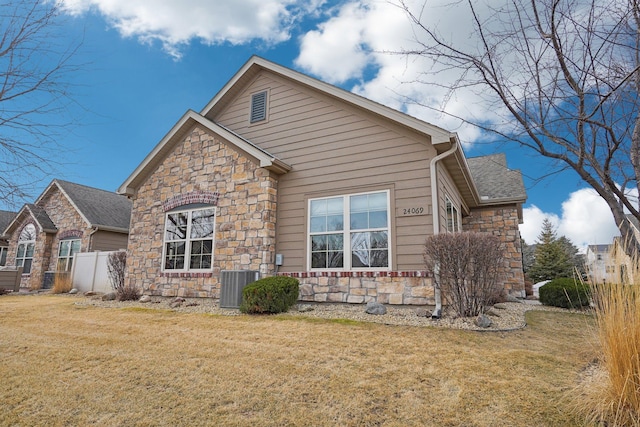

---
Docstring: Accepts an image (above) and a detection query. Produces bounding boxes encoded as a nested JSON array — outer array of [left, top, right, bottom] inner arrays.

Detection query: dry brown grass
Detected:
[[0, 294, 596, 426]]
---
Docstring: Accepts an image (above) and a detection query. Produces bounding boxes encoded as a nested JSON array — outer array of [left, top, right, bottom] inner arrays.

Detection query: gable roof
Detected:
[[4, 180, 132, 236], [588, 244, 611, 253], [118, 110, 292, 196], [201, 55, 458, 146], [467, 154, 527, 203], [4, 204, 58, 235]]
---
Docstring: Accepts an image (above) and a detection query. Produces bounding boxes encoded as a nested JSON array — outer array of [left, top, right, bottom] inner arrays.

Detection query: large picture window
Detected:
[[16, 224, 36, 274], [309, 191, 390, 270], [163, 206, 216, 271], [57, 239, 81, 272]]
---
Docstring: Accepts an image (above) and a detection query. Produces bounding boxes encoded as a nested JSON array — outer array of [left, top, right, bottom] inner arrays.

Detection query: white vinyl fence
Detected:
[[71, 251, 119, 294]]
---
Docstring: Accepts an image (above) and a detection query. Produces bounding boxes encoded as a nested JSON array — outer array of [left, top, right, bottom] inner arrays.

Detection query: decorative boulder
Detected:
[[365, 301, 387, 315], [297, 304, 314, 312], [415, 307, 430, 317], [102, 292, 116, 301], [169, 297, 185, 308], [139, 295, 152, 303], [475, 314, 493, 328], [68, 288, 78, 295]]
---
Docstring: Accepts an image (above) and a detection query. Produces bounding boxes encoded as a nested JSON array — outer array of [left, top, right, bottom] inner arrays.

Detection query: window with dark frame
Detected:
[[16, 224, 36, 274]]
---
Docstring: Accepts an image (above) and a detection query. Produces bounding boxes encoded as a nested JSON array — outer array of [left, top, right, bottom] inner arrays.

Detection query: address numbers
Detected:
[[401, 207, 425, 215]]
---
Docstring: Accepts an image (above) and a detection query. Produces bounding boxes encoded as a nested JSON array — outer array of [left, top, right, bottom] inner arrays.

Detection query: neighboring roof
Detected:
[[4, 180, 131, 236], [118, 110, 292, 196], [42, 180, 132, 232], [588, 244, 611, 253], [4, 204, 58, 235], [0, 210, 17, 238], [467, 153, 527, 204]]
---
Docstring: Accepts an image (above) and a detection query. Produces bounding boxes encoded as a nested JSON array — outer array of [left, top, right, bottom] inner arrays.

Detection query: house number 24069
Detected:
[[402, 207, 424, 215]]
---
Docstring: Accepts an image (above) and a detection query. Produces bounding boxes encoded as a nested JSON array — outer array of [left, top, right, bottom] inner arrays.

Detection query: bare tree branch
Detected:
[[397, 0, 640, 257], [0, 0, 82, 208]]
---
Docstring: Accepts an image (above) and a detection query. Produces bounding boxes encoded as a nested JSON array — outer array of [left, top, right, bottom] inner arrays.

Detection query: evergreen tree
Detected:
[[527, 219, 572, 282]]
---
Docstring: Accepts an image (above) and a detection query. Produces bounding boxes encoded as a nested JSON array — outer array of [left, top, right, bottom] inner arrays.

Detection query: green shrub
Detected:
[[539, 278, 590, 309], [239, 276, 299, 314]]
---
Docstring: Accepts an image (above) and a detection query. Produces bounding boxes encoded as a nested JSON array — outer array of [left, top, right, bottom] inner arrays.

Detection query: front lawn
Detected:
[[0, 295, 596, 426]]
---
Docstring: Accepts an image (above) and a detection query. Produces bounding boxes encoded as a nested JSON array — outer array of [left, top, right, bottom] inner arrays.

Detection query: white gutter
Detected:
[[429, 139, 459, 318]]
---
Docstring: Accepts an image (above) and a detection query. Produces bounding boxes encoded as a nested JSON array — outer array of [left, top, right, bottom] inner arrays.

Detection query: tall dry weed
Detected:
[[52, 273, 72, 294], [583, 244, 640, 426]]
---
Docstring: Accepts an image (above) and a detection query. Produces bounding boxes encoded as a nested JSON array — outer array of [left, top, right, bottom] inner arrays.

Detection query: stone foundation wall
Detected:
[[463, 205, 525, 297], [279, 271, 434, 305]]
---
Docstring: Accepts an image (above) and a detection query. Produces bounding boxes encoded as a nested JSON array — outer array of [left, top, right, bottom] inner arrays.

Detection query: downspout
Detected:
[[429, 139, 458, 319]]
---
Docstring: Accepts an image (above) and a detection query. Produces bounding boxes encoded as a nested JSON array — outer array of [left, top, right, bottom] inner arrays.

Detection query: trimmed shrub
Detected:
[[539, 277, 590, 309], [240, 276, 299, 314]]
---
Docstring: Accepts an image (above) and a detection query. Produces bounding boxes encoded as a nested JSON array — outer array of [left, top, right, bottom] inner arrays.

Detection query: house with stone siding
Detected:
[[3, 179, 132, 290], [118, 56, 527, 305]]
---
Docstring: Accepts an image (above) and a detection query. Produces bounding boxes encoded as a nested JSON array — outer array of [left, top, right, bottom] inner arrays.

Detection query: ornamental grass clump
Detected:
[[52, 273, 72, 294], [240, 276, 299, 314], [579, 244, 640, 426]]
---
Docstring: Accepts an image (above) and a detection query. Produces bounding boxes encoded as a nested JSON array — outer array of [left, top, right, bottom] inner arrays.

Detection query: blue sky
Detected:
[[4, 0, 622, 250]]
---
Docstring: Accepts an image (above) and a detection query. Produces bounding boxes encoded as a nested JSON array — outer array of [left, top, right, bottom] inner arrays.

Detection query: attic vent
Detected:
[[250, 91, 267, 123]]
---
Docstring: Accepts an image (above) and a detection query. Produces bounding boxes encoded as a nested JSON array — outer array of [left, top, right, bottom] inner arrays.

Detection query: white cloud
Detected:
[[59, 0, 324, 59], [294, 0, 502, 143], [520, 188, 620, 252]]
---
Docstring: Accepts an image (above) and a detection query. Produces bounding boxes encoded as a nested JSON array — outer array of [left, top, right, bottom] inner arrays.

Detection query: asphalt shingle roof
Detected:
[[55, 180, 132, 231], [0, 210, 16, 235], [467, 153, 527, 202], [26, 204, 57, 233]]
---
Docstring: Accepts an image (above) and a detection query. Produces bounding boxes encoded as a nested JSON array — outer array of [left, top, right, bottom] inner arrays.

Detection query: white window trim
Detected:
[[307, 190, 391, 271], [16, 224, 36, 274], [57, 239, 81, 272], [161, 206, 216, 273], [445, 195, 461, 233]]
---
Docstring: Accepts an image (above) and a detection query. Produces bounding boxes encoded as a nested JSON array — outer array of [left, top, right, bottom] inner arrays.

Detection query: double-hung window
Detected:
[[445, 196, 460, 233], [309, 191, 390, 270], [163, 206, 216, 271], [16, 224, 36, 274], [57, 239, 81, 272]]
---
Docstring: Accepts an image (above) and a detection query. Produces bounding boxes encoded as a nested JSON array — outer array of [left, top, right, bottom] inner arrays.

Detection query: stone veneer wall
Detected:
[[6, 188, 92, 290], [126, 125, 278, 298], [462, 205, 525, 297], [279, 271, 434, 305]]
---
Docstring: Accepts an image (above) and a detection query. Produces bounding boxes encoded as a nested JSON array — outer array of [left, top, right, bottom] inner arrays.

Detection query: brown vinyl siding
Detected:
[[90, 231, 128, 252], [215, 71, 437, 271]]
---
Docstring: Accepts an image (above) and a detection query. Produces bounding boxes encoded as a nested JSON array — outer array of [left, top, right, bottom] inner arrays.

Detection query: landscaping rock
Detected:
[[415, 307, 429, 317], [84, 291, 97, 296], [68, 288, 78, 294], [365, 301, 387, 315], [102, 292, 116, 301], [493, 303, 508, 310], [505, 294, 523, 303], [297, 304, 314, 312], [486, 308, 501, 317], [139, 295, 152, 303], [474, 314, 493, 328], [169, 297, 185, 308]]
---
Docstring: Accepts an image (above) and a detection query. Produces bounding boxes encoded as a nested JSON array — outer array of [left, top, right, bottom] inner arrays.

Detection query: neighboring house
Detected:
[[118, 56, 527, 304], [0, 210, 17, 266], [3, 180, 132, 290], [585, 244, 614, 283]]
